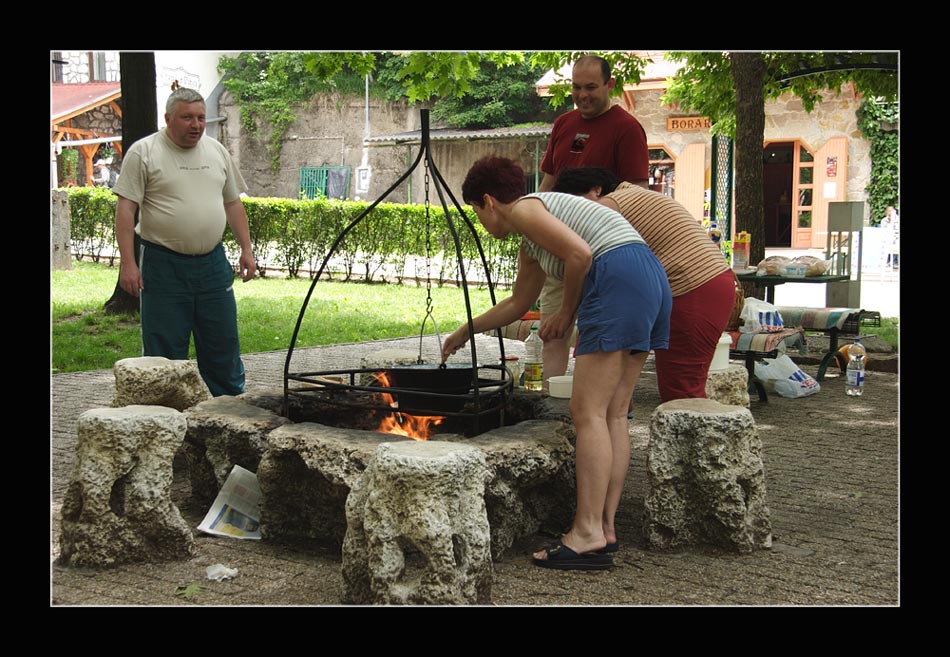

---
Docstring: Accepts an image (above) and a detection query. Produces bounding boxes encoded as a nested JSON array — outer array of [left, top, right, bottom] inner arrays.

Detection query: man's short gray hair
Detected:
[[166, 87, 205, 114]]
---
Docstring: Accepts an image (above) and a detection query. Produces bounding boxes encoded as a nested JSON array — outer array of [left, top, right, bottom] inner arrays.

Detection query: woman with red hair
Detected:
[[442, 156, 672, 571]]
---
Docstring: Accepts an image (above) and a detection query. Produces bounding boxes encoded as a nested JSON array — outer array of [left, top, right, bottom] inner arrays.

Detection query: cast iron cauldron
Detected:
[[380, 363, 477, 414]]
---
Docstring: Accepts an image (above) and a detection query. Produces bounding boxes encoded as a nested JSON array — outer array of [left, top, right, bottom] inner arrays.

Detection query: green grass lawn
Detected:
[[51, 261, 511, 373]]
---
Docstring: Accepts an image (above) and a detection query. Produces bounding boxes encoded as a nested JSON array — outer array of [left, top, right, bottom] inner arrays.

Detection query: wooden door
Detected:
[[673, 142, 707, 222], [809, 137, 849, 249]]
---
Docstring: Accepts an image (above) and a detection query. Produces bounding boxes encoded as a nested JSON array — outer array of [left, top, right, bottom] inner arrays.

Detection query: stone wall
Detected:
[[218, 91, 426, 202], [218, 85, 871, 209], [635, 89, 711, 160], [217, 91, 546, 205], [55, 51, 121, 84]]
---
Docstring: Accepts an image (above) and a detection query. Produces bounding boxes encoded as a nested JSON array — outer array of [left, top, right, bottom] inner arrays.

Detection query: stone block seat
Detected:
[[342, 441, 493, 605], [112, 356, 210, 411], [58, 405, 196, 567], [644, 398, 772, 554]]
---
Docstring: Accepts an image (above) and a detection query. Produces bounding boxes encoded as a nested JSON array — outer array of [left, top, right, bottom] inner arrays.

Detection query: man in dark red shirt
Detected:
[[536, 55, 650, 380], [538, 55, 649, 193]]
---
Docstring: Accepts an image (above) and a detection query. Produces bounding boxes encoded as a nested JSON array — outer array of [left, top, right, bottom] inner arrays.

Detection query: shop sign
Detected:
[[667, 116, 712, 131]]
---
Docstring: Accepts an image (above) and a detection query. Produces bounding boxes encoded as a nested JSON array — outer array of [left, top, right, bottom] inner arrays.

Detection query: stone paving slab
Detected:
[[50, 336, 900, 606]]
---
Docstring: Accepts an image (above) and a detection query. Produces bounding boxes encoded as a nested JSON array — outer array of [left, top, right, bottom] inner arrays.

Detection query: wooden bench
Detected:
[[774, 307, 880, 380]]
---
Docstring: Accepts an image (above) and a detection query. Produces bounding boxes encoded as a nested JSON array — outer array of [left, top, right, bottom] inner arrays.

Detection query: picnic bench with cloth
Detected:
[[728, 328, 806, 402], [774, 307, 881, 380]]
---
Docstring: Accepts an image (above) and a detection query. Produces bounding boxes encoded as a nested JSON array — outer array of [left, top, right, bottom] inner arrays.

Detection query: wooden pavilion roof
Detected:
[[51, 82, 122, 186]]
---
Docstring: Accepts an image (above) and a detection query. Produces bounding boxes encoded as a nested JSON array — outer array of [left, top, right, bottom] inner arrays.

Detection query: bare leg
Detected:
[[533, 349, 642, 558], [603, 351, 648, 545], [540, 313, 572, 379]]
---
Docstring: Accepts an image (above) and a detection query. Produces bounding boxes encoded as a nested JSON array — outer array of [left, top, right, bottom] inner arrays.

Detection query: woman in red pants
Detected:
[[554, 167, 736, 402]]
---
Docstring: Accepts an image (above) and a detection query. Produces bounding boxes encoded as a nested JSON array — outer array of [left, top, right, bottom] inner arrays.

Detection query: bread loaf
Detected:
[[756, 255, 792, 275], [793, 255, 831, 277]]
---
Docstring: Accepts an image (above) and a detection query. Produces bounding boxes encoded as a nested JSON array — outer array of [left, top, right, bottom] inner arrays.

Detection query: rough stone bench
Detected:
[[254, 417, 574, 560], [183, 396, 291, 502], [704, 364, 750, 408], [644, 398, 772, 554], [112, 356, 210, 410], [341, 441, 493, 605], [59, 405, 195, 567]]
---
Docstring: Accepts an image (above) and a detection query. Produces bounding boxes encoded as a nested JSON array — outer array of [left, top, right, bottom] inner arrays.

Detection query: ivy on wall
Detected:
[[218, 53, 356, 174], [856, 99, 899, 225]]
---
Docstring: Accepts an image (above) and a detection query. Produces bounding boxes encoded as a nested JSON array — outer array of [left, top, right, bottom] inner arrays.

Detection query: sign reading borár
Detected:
[[667, 117, 712, 131]]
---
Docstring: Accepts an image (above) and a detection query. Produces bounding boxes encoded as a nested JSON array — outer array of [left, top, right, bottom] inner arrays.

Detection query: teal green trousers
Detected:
[[139, 241, 245, 396]]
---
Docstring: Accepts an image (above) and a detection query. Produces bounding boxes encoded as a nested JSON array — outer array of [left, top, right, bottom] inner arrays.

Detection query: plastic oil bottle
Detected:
[[524, 324, 543, 391]]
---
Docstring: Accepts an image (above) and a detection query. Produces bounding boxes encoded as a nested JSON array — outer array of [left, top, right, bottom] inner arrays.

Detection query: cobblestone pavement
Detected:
[[50, 336, 900, 607]]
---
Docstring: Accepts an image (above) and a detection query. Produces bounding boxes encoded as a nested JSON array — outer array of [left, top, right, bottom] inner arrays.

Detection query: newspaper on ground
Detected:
[[197, 465, 262, 540]]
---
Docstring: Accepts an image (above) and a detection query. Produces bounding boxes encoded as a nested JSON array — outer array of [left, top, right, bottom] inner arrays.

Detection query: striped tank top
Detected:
[[518, 192, 645, 281]]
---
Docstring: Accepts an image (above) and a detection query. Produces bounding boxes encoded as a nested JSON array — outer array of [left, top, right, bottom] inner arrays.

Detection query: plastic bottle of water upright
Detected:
[[524, 324, 543, 392], [845, 338, 866, 397]]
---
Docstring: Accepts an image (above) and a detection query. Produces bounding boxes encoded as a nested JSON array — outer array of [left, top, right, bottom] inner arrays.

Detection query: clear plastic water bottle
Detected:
[[524, 324, 543, 391], [845, 338, 866, 397]]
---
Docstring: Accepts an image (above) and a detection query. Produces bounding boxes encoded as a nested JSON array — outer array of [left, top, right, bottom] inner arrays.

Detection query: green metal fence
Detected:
[[709, 135, 734, 237], [299, 166, 351, 200]]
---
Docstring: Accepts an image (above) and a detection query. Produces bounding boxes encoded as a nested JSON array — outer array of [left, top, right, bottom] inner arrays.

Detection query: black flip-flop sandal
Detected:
[[533, 540, 613, 571]]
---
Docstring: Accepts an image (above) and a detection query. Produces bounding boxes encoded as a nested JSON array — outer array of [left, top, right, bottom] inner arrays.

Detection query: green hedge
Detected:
[[62, 188, 520, 288]]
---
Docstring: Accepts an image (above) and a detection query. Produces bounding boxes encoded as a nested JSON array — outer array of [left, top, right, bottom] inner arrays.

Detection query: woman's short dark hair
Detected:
[[551, 167, 622, 196], [462, 156, 526, 206]]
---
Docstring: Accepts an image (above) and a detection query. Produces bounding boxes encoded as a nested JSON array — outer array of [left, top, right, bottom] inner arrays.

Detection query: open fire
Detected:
[[371, 371, 445, 440]]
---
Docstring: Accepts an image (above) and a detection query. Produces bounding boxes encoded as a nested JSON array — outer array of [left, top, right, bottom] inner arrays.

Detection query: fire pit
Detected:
[[282, 110, 514, 437], [182, 335, 577, 560]]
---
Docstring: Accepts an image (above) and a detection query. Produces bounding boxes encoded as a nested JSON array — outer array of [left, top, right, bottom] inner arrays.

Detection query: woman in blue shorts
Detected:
[[442, 156, 672, 571]]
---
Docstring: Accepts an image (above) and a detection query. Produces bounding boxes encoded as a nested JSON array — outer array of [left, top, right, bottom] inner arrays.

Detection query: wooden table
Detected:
[[735, 271, 851, 304]]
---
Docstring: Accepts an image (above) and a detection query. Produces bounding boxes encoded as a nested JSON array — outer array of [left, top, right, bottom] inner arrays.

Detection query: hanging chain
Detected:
[[424, 158, 433, 315], [418, 157, 442, 363]]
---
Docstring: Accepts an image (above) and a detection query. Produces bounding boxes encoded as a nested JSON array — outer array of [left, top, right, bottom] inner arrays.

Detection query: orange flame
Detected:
[[372, 371, 445, 441]]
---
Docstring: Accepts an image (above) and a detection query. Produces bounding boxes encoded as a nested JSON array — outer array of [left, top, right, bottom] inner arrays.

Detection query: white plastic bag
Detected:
[[739, 297, 785, 333], [754, 354, 820, 398]]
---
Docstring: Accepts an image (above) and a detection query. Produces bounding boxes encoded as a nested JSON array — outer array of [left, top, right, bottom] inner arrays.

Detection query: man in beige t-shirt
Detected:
[[112, 87, 256, 396]]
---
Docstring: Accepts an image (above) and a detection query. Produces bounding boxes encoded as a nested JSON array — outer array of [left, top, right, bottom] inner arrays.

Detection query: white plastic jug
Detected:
[[709, 332, 733, 372]]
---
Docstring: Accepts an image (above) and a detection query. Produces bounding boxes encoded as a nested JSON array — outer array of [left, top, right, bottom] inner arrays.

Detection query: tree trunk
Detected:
[[103, 52, 158, 315], [731, 52, 767, 272]]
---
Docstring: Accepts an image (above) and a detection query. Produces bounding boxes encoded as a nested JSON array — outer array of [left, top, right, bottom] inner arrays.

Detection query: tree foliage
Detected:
[[382, 51, 525, 102], [528, 51, 651, 109], [662, 51, 899, 138], [429, 57, 559, 129]]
